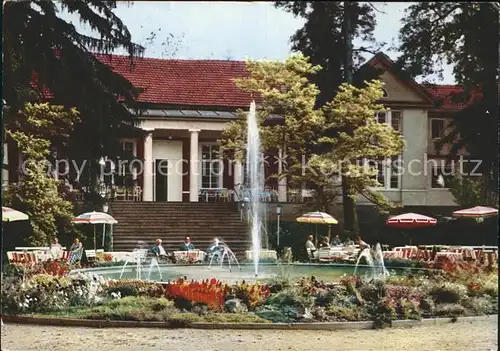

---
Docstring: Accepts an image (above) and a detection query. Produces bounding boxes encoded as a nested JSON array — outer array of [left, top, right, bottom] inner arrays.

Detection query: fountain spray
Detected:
[[246, 100, 262, 277]]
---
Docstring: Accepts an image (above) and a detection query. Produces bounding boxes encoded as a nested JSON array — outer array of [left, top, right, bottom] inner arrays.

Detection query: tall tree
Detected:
[[275, 1, 379, 107], [3, 1, 144, 185], [4, 103, 80, 246], [275, 1, 382, 235], [396, 2, 499, 206], [220, 56, 404, 222]]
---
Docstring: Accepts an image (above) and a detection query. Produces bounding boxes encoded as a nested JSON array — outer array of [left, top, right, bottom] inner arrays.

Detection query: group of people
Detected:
[[50, 237, 84, 265], [305, 234, 370, 255], [150, 236, 224, 263]]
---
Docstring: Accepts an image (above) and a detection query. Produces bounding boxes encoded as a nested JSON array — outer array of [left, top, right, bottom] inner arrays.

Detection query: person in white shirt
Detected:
[[305, 235, 316, 259], [356, 236, 370, 249]]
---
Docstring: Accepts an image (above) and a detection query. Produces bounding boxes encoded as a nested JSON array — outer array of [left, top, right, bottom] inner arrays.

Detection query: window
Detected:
[[431, 162, 453, 189], [388, 156, 401, 189], [431, 119, 445, 139], [375, 110, 402, 132], [391, 111, 402, 132], [116, 140, 137, 186], [201, 144, 221, 188], [366, 156, 401, 189]]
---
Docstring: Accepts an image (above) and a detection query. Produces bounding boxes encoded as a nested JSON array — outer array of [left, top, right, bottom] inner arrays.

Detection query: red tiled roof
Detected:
[[95, 54, 253, 108], [32, 53, 481, 111], [425, 84, 483, 111]]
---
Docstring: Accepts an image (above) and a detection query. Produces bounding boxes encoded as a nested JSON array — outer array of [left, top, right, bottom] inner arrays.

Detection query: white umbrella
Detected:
[[72, 211, 118, 251], [2, 206, 29, 222]]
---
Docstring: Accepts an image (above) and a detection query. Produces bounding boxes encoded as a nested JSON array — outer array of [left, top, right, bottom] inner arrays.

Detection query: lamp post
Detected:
[[276, 204, 282, 249]]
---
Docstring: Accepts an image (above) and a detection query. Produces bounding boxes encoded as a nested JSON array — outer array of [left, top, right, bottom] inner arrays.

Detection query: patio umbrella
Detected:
[[452, 206, 498, 245], [452, 206, 498, 222], [386, 213, 437, 245], [2, 207, 29, 222], [296, 211, 338, 246], [72, 211, 118, 251]]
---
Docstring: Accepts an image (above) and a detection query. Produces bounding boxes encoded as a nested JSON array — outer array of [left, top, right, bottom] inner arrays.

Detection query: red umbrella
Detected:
[[452, 206, 498, 218], [386, 213, 437, 229]]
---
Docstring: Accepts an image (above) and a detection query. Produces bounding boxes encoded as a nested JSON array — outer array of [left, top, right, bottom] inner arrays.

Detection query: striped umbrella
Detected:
[[386, 213, 437, 229], [297, 211, 338, 246], [72, 211, 118, 251], [2, 207, 29, 222], [452, 206, 498, 218], [72, 211, 117, 224], [296, 211, 338, 225]]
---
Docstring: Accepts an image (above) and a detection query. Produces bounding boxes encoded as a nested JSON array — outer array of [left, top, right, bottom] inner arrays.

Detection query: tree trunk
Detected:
[[341, 1, 360, 235]]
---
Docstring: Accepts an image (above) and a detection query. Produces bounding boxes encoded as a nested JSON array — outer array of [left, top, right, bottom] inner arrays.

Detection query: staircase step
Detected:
[[110, 202, 251, 255]]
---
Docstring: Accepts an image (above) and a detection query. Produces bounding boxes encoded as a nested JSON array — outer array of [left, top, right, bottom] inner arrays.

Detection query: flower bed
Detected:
[[1, 261, 497, 328]]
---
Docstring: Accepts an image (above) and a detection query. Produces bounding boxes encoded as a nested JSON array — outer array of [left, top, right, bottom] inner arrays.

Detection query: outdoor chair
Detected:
[[114, 186, 126, 201], [85, 250, 96, 263]]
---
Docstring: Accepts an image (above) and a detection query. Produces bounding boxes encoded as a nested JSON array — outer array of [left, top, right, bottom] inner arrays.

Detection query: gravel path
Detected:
[[1, 318, 497, 351]]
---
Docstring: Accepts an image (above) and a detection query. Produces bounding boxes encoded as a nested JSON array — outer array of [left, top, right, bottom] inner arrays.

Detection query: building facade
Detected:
[[4, 53, 476, 207]]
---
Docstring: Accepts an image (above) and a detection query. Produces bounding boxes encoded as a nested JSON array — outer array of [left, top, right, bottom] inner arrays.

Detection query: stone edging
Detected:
[[1, 314, 496, 330]]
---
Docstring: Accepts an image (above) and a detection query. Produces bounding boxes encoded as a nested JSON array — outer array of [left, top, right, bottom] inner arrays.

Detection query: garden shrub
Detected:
[[265, 289, 315, 310], [366, 297, 397, 329], [105, 285, 138, 298], [254, 305, 293, 323], [419, 297, 436, 318], [462, 296, 497, 316], [435, 303, 466, 317], [428, 282, 468, 304], [1, 272, 105, 314], [325, 304, 369, 322]]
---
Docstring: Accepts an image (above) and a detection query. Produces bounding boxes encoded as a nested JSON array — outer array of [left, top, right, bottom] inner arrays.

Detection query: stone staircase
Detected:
[[109, 202, 251, 258]]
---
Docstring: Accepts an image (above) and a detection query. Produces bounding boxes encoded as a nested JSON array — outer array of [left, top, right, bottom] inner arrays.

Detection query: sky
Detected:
[[62, 1, 455, 84]]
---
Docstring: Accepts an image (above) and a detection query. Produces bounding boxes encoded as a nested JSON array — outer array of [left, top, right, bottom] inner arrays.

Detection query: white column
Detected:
[[277, 148, 287, 202], [189, 129, 200, 202], [142, 129, 154, 201], [233, 160, 243, 188]]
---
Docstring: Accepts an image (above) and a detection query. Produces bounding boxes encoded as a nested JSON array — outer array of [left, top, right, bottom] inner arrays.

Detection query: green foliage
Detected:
[[105, 285, 139, 298], [220, 56, 404, 215], [428, 282, 468, 304], [274, 1, 379, 106], [396, 2, 499, 203], [318, 81, 405, 211], [3, 0, 144, 165], [448, 174, 490, 208], [5, 103, 80, 246], [1, 273, 104, 314]]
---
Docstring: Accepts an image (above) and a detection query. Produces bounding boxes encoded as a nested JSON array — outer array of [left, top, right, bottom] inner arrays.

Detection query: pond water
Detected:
[[71, 263, 424, 284]]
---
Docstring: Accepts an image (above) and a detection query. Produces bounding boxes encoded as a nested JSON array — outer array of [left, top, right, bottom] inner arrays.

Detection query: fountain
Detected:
[[119, 244, 162, 281], [353, 243, 388, 279], [207, 240, 241, 272], [246, 100, 263, 277]]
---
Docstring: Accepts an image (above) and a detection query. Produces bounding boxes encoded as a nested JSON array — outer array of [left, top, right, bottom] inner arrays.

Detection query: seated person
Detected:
[[305, 235, 316, 255], [68, 238, 83, 265], [356, 236, 370, 249], [51, 237, 63, 249], [179, 236, 195, 251], [319, 236, 331, 249], [151, 238, 169, 258], [331, 234, 342, 246], [344, 236, 354, 246], [205, 237, 222, 263]]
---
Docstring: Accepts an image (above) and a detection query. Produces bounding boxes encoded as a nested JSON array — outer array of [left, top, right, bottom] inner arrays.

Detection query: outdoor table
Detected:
[[245, 250, 277, 261], [383, 251, 403, 259], [435, 252, 463, 263], [15, 247, 50, 251], [174, 250, 206, 262], [106, 251, 134, 262]]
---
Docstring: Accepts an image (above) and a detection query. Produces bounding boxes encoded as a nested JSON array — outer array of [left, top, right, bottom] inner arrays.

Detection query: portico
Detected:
[[135, 112, 279, 203]]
